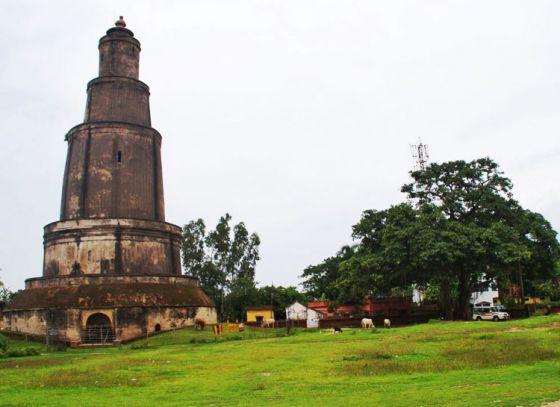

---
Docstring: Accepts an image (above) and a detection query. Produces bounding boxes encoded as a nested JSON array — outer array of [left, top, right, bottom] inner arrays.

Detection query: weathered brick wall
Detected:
[[26, 275, 200, 289], [85, 78, 150, 126], [61, 124, 163, 221], [2, 309, 81, 342], [2, 306, 217, 344], [98, 27, 140, 79], [43, 219, 180, 276]]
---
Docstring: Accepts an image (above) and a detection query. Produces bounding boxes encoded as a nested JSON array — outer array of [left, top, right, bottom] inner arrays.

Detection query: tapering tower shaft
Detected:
[[60, 19, 164, 221], [45, 18, 179, 277]]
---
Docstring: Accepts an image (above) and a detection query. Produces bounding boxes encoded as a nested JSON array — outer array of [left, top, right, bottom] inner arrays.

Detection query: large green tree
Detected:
[[402, 158, 558, 319], [300, 245, 356, 301], [181, 214, 260, 321], [301, 158, 559, 320], [0, 274, 14, 309]]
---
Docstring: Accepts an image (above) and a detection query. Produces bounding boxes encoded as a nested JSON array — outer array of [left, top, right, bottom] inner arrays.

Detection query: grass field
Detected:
[[1, 315, 559, 406]]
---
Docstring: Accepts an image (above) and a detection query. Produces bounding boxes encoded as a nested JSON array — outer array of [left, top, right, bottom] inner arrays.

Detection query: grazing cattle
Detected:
[[261, 318, 275, 328], [384, 319, 391, 328], [333, 327, 343, 333], [194, 318, 206, 329], [361, 318, 374, 329]]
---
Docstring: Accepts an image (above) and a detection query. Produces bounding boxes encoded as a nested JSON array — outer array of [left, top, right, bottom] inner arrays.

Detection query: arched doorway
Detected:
[[154, 323, 161, 332], [83, 313, 115, 344]]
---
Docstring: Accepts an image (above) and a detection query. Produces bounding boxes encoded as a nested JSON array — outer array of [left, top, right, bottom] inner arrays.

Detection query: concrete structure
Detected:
[[285, 301, 308, 320], [285, 301, 325, 328], [307, 298, 412, 317], [286, 301, 327, 328], [2, 18, 216, 345], [470, 285, 500, 306], [246, 306, 274, 323], [306, 308, 325, 328]]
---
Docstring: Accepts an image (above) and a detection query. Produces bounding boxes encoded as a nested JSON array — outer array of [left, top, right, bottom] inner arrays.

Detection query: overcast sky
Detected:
[[1, 1, 559, 291]]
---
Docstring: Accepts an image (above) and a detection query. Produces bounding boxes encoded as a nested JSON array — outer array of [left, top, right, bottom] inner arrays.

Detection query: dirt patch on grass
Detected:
[[535, 322, 560, 330], [505, 327, 527, 332], [505, 322, 560, 332]]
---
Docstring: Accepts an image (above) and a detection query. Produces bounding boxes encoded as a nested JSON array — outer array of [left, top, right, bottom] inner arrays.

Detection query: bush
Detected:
[[0, 334, 7, 352], [228, 335, 243, 341], [1, 347, 40, 358], [189, 337, 208, 344], [536, 300, 560, 307], [129, 342, 156, 350]]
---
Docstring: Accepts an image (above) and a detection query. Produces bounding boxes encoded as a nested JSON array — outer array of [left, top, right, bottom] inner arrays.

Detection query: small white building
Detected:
[[285, 301, 325, 328], [285, 301, 308, 320], [413, 283, 499, 306], [306, 307, 325, 328], [471, 284, 499, 306]]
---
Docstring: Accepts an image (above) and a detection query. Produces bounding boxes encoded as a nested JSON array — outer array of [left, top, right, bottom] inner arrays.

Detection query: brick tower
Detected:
[[3, 18, 216, 345]]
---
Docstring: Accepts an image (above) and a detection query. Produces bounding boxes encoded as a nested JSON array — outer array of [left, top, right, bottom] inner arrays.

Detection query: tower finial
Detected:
[[115, 16, 126, 28]]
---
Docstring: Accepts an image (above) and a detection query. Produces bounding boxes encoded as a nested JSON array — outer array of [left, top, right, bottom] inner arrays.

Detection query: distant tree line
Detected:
[[181, 214, 308, 321], [301, 158, 560, 320], [182, 158, 559, 322]]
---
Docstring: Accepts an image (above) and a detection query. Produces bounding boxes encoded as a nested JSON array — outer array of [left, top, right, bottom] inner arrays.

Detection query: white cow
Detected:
[[384, 318, 391, 328], [361, 318, 374, 329], [261, 318, 275, 328]]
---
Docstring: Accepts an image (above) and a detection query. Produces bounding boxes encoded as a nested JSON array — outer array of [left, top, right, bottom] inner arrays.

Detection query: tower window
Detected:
[[117, 151, 122, 163]]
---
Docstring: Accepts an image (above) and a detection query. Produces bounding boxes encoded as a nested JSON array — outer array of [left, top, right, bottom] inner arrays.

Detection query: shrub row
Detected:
[[0, 347, 40, 358]]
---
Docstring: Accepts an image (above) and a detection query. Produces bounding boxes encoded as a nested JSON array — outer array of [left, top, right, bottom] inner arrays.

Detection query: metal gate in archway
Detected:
[[82, 313, 115, 344]]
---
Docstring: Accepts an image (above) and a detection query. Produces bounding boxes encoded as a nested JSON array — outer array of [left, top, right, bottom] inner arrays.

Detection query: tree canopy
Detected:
[[301, 158, 559, 319], [181, 214, 260, 321], [0, 275, 15, 309]]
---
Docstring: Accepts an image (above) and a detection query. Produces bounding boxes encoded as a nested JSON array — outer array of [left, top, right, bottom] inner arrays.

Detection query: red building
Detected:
[[308, 297, 412, 317]]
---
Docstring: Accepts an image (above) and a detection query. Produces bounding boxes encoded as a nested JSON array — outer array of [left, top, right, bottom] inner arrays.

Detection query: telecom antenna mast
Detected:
[[410, 138, 429, 171]]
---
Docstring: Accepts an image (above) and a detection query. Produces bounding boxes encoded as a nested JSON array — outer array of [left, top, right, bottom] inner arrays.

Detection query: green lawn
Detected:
[[1, 315, 559, 406]]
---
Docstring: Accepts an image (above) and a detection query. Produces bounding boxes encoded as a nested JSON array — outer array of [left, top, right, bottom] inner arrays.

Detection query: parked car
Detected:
[[472, 306, 510, 321]]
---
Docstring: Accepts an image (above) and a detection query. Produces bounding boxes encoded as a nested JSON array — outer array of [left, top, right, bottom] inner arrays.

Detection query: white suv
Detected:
[[472, 306, 510, 321]]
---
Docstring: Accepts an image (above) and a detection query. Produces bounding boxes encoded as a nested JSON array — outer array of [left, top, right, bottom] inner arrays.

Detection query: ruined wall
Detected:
[[118, 306, 217, 340], [1, 309, 82, 342], [2, 306, 217, 344]]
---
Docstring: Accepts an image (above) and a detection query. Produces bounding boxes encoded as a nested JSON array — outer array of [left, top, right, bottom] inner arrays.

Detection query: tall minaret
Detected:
[[60, 16, 164, 221], [44, 17, 178, 277], [4, 19, 216, 345]]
